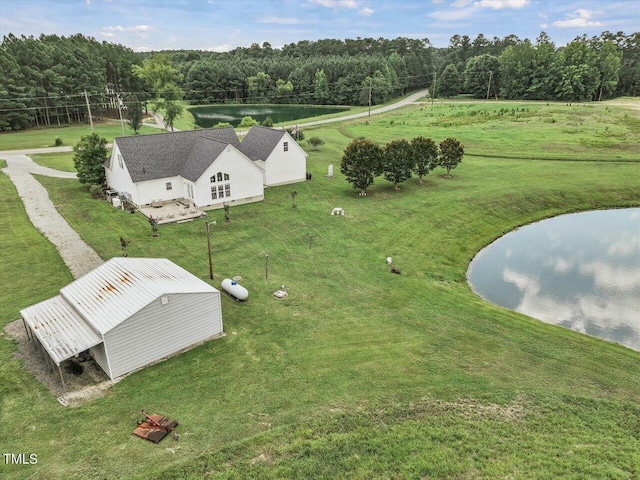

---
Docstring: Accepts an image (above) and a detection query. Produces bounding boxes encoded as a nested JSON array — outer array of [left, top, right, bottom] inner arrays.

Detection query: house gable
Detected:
[[193, 144, 264, 209]]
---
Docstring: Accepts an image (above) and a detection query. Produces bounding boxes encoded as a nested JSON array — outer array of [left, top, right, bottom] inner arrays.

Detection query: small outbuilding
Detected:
[[20, 257, 223, 383]]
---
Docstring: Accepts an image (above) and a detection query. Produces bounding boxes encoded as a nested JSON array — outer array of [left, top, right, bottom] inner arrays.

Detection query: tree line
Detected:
[[1, 31, 638, 131], [341, 137, 464, 196]]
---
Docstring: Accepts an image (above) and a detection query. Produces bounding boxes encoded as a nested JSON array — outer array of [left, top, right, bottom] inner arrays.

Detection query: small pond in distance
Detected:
[[189, 104, 350, 128], [467, 208, 640, 351]]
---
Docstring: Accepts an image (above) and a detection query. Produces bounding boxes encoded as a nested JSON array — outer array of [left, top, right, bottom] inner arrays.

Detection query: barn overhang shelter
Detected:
[[20, 257, 224, 390], [21, 296, 103, 390]]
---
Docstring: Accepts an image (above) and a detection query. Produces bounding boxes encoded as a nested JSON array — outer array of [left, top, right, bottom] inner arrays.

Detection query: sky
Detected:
[[0, 0, 638, 52]]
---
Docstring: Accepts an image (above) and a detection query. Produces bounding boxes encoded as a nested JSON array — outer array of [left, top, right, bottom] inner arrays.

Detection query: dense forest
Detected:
[[0, 31, 638, 131]]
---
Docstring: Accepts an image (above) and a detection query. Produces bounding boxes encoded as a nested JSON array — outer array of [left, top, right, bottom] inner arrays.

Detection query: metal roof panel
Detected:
[[21, 296, 103, 365], [60, 258, 218, 334]]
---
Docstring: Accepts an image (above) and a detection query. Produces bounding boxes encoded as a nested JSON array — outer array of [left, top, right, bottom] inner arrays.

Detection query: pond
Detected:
[[188, 104, 350, 128], [467, 208, 640, 351]]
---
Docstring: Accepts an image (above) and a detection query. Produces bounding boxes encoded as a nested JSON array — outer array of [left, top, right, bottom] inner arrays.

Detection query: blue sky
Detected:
[[0, 0, 638, 52]]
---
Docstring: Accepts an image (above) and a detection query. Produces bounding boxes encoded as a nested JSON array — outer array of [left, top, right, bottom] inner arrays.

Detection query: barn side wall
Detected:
[[90, 342, 112, 379], [103, 292, 222, 379]]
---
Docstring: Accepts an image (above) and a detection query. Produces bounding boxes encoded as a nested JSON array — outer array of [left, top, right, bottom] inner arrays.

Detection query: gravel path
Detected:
[[0, 153, 103, 278]]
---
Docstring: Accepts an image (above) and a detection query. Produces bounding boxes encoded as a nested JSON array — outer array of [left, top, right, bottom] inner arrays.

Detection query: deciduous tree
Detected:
[[126, 97, 143, 134], [383, 139, 414, 190], [438, 138, 464, 177], [411, 136, 438, 183], [438, 63, 462, 98], [73, 133, 108, 186], [340, 138, 383, 196]]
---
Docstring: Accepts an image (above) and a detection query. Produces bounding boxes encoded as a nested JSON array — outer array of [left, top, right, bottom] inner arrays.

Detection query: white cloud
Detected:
[[308, 0, 358, 9], [473, 0, 528, 9], [206, 44, 233, 52], [451, 0, 471, 6], [359, 7, 374, 16], [579, 261, 640, 291], [552, 9, 603, 28], [135, 46, 152, 52], [100, 24, 151, 39], [429, 6, 475, 20], [257, 16, 304, 24]]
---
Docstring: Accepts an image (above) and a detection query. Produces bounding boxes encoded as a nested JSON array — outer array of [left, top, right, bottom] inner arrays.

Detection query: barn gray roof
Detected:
[[240, 125, 286, 161], [113, 127, 242, 182]]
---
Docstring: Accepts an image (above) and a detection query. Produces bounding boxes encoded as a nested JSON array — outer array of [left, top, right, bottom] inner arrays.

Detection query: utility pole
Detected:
[[486, 71, 493, 100], [117, 93, 125, 136], [84, 90, 94, 132], [205, 221, 215, 280], [368, 76, 372, 118], [432, 72, 437, 107]]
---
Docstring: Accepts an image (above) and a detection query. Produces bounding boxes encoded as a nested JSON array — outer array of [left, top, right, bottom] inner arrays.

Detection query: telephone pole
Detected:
[[84, 90, 94, 132], [368, 76, 372, 118], [431, 72, 437, 106], [486, 71, 493, 100], [117, 94, 125, 136]]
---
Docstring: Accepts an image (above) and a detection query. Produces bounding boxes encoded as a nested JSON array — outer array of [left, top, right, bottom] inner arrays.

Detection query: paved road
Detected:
[[295, 89, 428, 128]]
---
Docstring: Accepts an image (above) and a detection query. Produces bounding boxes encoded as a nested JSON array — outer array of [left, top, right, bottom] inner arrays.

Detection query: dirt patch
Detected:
[[4, 318, 116, 405]]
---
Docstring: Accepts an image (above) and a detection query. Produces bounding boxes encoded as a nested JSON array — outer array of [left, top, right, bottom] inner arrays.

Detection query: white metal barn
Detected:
[[20, 258, 223, 384]]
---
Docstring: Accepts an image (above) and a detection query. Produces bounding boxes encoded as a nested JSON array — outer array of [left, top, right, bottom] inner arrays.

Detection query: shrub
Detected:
[[214, 122, 232, 128], [54, 136, 63, 146], [308, 137, 325, 151], [262, 116, 274, 127], [88, 184, 103, 198], [239, 116, 258, 128]]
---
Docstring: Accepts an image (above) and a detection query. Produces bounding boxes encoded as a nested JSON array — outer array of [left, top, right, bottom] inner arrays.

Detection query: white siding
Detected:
[[103, 292, 222, 378], [136, 176, 183, 205], [193, 146, 264, 209], [90, 343, 112, 379], [105, 143, 139, 204], [264, 132, 307, 186]]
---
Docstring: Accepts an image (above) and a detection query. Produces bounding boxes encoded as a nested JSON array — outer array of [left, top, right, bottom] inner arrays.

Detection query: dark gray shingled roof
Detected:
[[112, 127, 242, 183], [240, 125, 286, 162]]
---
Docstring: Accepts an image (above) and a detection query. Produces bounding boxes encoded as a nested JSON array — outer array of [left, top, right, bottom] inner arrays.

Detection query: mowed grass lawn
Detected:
[[1, 101, 640, 479], [0, 120, 161, 151]]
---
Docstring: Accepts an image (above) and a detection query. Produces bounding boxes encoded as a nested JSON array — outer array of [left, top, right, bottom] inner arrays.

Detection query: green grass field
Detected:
[[1, 100, 639, 479], [0, 121, 162, 151]]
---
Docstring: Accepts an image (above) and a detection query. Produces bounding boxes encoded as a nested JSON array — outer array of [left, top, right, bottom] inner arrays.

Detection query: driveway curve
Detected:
[[1, 153, 103, 278]]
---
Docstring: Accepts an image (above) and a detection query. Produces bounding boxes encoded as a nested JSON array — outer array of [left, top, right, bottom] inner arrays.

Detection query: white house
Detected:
[[20, 257, 223, 382], [240, 125, 308, 186], [104, 126, 307, 211]]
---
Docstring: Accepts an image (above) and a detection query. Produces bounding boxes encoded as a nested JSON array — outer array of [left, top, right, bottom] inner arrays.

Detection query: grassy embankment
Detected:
[[0, 100, 639, 479]]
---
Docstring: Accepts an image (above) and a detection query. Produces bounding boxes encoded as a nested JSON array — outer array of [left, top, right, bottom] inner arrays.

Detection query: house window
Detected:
[[188, 184, 193, 198], [166, 182, 172, 191], [210, 172, 231, 200], [118, 153, 123, 169], [283, 141, 289, 152]]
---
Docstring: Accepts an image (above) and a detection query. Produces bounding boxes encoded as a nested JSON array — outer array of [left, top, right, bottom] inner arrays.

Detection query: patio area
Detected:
[[138, 200, 206, 225]]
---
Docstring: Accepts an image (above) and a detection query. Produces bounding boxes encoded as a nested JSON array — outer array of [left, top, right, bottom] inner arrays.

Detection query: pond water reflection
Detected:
[[189, 104, 349, 128], [467, 208, 640, 351]]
